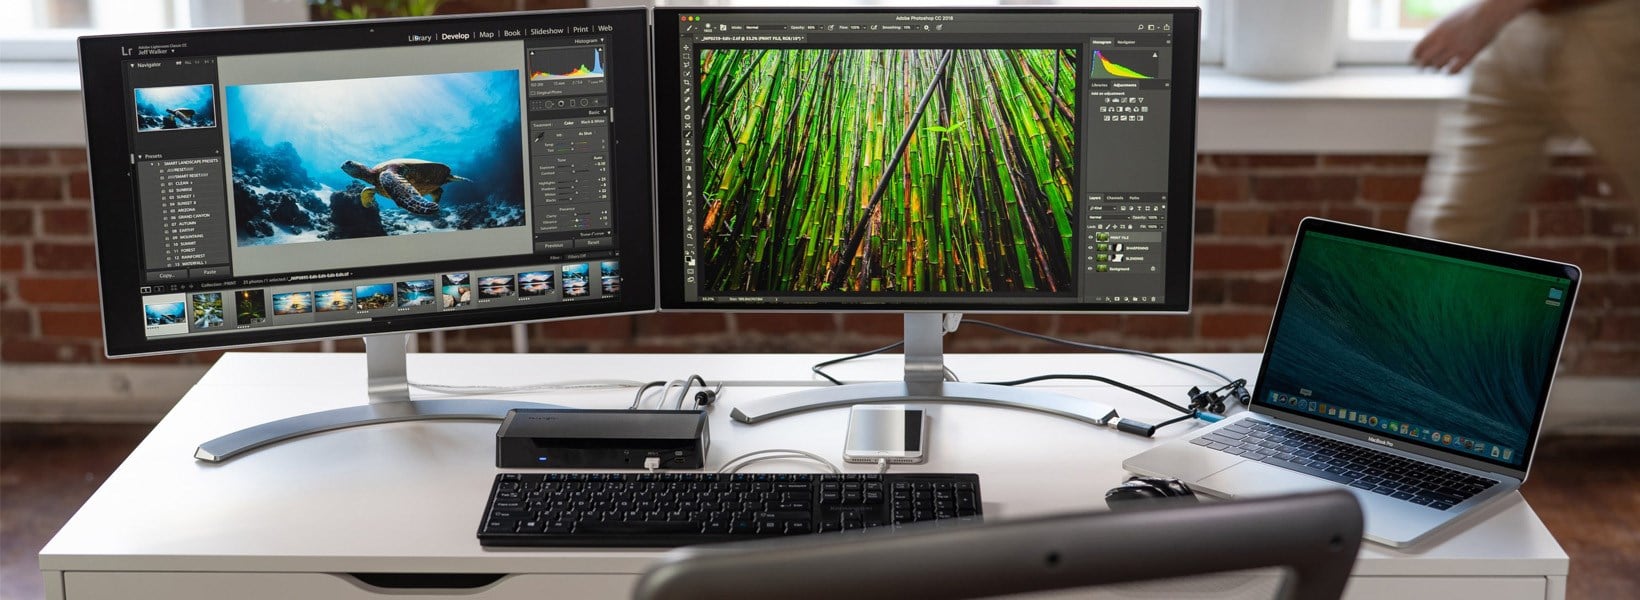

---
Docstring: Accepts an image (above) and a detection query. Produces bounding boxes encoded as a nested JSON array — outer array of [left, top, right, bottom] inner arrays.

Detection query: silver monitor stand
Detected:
[[729, 314, 1116, 427], [194, 333, 558, 462]]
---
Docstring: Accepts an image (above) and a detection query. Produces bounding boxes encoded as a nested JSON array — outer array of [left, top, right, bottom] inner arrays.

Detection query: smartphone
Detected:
[[843, 405, 928, 464]]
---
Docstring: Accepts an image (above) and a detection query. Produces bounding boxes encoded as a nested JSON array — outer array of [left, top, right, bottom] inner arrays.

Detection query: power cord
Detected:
[[628, 375, 723, 410], [811, 341, 958, 385], [963, 319, 1236, 384], [982, 373, 1193, 414], [805, 320, 1254, 436]]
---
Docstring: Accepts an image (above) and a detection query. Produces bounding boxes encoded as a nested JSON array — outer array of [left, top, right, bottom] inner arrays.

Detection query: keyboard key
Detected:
[[1262, 457, 1355, 484]]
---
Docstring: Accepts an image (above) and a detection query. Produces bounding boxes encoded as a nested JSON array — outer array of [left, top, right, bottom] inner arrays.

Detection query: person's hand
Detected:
[[1412, 0, 1534, 74]]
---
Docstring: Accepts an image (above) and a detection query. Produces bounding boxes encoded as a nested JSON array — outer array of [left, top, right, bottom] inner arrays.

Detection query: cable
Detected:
[[812, 341, 904, 385], [877, 458, 890, 474], [676, 374, 708, 410], [630, 380, 667, 410], [410, 379, 645, 395], [983, 373, 1194, 415], [963, 319, 1236, 383], [812, 342, 960, 385], [808, 321, 1235, 388], [717, 449, 840, 475], [656, 379, 681, 410], [1154, 412, 1198, 428]]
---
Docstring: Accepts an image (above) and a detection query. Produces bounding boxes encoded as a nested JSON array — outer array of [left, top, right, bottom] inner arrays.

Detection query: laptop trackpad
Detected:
[[1196, 461, 1336, 499]]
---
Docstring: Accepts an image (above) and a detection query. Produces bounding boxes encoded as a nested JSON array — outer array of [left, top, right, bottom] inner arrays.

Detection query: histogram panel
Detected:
[[529, 46, 605, 81], [1092, 50, 1159, 79]]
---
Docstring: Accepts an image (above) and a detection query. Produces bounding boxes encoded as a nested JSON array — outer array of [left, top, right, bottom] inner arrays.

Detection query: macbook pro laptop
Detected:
[[1124, 218, 1580, 547]]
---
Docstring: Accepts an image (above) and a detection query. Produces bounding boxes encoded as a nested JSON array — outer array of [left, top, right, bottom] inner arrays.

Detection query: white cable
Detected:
[[717, 449, 840, 475], [655, 379, 681, 410], [877, 458, 890, 474], [408, 379, 645, 395], [672, 380, 691, 410]]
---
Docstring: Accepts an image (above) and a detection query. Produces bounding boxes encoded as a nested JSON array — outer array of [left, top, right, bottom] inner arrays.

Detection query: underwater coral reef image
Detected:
[[134, 84, 217, 132], [144, 302, 186, 326], [226, 70, 526, 247], [355, 283, 394, 310]]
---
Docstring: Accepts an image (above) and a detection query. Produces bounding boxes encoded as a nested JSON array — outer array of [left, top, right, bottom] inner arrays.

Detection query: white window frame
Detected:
[[0, 0, 191, 61], [1198, 0, 1221, 64], [1338, 0, 1439, 65], [0, 0, 306, 62]]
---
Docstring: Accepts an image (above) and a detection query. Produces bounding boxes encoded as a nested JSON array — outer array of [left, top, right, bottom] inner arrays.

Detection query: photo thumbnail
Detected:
[[134, 84, 217, 132]]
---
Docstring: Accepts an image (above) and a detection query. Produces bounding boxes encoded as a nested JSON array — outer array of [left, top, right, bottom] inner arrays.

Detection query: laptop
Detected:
[[1124, 218, 1580, 547]]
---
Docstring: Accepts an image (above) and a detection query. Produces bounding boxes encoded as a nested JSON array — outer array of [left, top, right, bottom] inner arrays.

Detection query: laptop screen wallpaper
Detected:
[[1261, 232, 1571, 467]]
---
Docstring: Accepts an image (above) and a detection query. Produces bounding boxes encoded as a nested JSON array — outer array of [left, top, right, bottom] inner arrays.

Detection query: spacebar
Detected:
[[574, 521, 701, 535], [1261, 457, 1355, 485]]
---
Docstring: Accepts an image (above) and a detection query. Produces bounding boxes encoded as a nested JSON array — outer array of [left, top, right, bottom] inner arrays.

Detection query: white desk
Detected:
[[40, 352, 1568, 599]]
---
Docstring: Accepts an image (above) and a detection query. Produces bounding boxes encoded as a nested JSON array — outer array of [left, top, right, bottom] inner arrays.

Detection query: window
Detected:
[[0, 0, 190, 60], [1340, 0, 1470, 63]]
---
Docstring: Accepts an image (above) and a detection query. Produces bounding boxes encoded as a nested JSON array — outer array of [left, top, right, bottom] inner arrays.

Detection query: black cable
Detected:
[[1153, 412, 1197, 429], [812, 341, 904, 385], [983, 373, 1194, 415], [963, 319, 1236, 383], [679, 374, 707, 409]]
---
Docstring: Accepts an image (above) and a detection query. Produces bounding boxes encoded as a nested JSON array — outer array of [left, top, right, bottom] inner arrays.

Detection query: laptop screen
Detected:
[[1258, 228, 1574, 469]]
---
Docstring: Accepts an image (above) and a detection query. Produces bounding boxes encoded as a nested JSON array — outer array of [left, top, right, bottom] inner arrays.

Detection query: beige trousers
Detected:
[[1409, 0, 1640, 247]]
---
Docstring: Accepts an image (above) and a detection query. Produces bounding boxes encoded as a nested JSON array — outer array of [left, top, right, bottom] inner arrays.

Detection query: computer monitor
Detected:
[[653, 7, 1200, 423], [77, 8, 655, 461]]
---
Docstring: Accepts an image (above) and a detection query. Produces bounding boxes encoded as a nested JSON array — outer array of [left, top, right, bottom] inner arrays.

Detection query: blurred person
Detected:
[[1409, 0, 1640, 247]]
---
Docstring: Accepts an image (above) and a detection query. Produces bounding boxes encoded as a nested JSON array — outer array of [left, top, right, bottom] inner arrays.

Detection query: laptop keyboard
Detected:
[[1193, 420, 1498, 511]]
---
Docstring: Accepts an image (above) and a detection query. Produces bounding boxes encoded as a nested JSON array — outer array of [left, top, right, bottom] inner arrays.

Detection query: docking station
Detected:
[[496, 409, 708, 469]]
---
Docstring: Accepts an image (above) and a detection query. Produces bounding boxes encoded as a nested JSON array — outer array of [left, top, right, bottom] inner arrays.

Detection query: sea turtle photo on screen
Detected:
[[341, 158, 470, 216]]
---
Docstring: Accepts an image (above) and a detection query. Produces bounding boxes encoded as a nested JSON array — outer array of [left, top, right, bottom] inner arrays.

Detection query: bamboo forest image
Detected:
[[696, 48, 1079, 293]]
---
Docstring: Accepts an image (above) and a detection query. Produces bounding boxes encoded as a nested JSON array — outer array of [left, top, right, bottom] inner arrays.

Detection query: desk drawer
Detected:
[[1344, 576, 1548, 600], [63, 571, 637, 600]]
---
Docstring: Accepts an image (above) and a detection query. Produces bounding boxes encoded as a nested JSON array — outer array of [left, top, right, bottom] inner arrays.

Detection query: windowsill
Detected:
[[0, 60, 82, 92], [0, 62, 1483, 153], [1199, 65, 1467, 101]]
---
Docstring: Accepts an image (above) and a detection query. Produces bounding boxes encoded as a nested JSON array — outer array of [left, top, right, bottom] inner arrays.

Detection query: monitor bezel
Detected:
[[652, 6, 1199, 313], [79, 8, 658, 358]]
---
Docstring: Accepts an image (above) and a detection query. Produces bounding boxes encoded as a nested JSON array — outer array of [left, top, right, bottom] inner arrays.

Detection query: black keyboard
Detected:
[[1194, 420, 1497, 511], [478, 472, 983, 547]]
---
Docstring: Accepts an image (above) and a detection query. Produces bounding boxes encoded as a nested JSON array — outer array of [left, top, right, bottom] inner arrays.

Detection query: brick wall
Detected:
[[2, 149, 1635, 375]]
